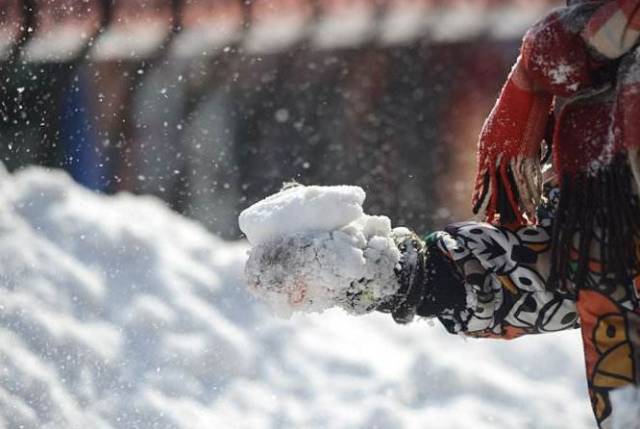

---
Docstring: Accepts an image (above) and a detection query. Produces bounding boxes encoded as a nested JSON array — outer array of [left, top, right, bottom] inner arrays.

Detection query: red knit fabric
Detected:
[[472, 61, 552, 223], [472, 0, 640, 225], [521, 11, 593, 97], [616, 76, 640, 152], [553, 98, 613, 177]]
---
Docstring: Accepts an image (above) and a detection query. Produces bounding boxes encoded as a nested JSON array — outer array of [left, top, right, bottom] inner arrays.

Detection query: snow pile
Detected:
[[611, 385, 640, 429], [0, 166, 595, 428], [240, 185, 401, 317], [0, 166, 251, 427]]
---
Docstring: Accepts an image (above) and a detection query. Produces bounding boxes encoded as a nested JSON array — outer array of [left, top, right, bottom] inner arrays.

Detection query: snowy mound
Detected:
[[239, 184, 365, 246], [0, 166, 596, 428], [240, 185, 401, 317], [612, 386, 640, 429]]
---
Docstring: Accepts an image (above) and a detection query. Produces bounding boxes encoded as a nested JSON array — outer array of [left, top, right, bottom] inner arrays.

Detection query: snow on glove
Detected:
[[376, 229, 430, 324], [243, 224, 403, 317], [240, 184, 468, 323], [240, 184, 402, 317], [376, 230, 469, 325]]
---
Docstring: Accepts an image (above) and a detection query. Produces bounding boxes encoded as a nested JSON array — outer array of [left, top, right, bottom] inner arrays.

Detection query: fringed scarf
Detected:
[[472, 0, 640, 294]]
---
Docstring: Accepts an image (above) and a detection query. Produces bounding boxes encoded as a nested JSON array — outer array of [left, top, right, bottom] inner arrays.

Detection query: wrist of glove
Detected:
[[245, 221, 466, 322], [375, 230, 429, 324], [376, 230, 467, 324]]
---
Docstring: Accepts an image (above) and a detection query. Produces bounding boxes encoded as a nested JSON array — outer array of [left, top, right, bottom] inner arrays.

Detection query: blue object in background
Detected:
[[59, 70, 109, 192]]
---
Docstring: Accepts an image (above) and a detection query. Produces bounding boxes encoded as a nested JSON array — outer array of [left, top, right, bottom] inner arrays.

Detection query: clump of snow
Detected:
[[246, 221, 400, 317], [0, 166, 595, 428], [611, 385, 640, 429], [241, 185, 400, 317], [548, 63, 576, 86], [239, 185, 366, 246]]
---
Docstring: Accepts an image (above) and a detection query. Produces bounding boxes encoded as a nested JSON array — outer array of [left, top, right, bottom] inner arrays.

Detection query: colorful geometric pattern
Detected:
[[433, 190, 640, 428]]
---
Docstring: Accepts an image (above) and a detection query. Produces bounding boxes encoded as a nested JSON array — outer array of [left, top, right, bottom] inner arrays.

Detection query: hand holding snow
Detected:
[[239, 185, 402, 317]]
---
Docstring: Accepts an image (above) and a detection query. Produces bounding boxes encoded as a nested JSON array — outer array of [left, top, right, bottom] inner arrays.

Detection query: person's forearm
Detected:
[[386, 215, 580, 339]]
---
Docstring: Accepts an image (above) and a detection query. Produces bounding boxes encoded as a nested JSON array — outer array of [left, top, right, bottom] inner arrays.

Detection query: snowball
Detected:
[[245, 226, 401, 318], [242, 185, 401, 317], [238, 185, 365, 246]]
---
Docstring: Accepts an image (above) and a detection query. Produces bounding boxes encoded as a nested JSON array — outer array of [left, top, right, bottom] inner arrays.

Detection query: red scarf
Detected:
[[472, 0, 640, 291]]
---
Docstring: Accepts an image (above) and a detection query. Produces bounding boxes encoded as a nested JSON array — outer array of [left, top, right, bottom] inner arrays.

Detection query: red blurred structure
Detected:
[[0, 0, 563, 60], [171, 0, 244, 58], [0, 0, 23, 60], [22, 0, 102, 62], [91, 0, 174, 61], [0, 0, 563, 238]]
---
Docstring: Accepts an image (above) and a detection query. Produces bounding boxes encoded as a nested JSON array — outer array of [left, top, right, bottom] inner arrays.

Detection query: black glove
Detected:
[[376, 232, 467, 324]]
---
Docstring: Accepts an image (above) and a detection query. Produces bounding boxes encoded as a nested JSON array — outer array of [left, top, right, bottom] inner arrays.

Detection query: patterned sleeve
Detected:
[[425, 193, 580, 339]]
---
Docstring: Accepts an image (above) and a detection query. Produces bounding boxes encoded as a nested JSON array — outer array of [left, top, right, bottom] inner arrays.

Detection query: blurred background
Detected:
[[0, 0, 562, 239]]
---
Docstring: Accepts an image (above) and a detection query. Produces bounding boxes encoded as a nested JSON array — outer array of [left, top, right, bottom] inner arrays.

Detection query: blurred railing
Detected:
[[0, 0, 562, 238], [0, 1, 561, 61]]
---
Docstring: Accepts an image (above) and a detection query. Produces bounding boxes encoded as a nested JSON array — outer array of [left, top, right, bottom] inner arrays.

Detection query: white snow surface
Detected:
[[0, 166, 597, 428], [611, 385, 640, 429], [239, 185, 366, 246]]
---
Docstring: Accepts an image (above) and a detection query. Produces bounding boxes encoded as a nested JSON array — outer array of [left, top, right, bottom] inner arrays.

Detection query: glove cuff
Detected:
[[375, 231, 428, 324], [377, 231, 467, 324]]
